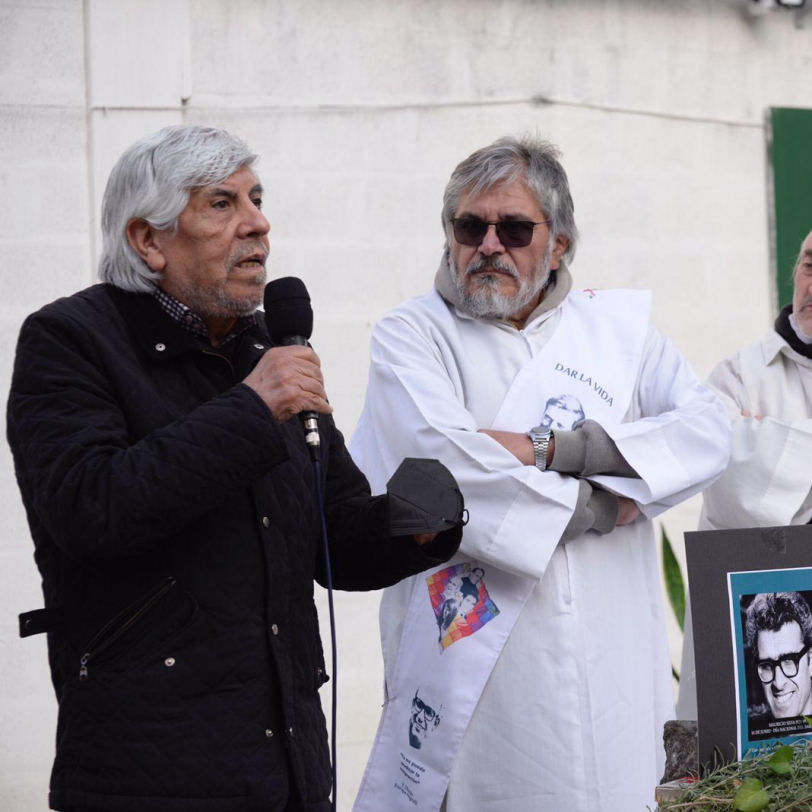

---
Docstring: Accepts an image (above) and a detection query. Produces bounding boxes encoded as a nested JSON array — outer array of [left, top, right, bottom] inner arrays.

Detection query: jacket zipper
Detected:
[[78, 576, 176, 682], [200, 348, 237, 382]]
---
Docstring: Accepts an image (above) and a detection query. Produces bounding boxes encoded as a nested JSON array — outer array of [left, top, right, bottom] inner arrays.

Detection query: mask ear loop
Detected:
[[455, 486, 469, 527]]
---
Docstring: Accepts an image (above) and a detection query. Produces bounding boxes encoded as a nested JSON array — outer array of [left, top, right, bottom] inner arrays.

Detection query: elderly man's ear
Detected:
[[127, 220, 167, 272], [551, 235, 569, 270]]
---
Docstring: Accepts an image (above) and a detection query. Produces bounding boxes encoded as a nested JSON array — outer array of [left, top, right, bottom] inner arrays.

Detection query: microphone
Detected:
[[264, 277, 321, 461], [265, 277, 337, 808]]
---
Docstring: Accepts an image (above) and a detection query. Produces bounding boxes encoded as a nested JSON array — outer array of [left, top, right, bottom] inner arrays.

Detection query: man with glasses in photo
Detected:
[[408, 688, 443, 750], [746, 592, 812, 722], [351, 135, 730, 812]]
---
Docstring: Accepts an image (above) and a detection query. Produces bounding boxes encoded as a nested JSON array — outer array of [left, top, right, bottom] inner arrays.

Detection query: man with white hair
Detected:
[[351, 135, 730, 812], [7, 125, 464, 812], [678, 229, 812, 720], [699, 229, 812, 531]]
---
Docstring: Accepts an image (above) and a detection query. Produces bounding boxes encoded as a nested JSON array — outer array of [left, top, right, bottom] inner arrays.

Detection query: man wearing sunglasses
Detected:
[[746, 592, 812, 721], [351, 135, 730, 812]]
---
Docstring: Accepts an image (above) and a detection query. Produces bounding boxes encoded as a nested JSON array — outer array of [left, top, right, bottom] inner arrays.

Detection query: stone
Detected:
[[661, 720, 699, 783]]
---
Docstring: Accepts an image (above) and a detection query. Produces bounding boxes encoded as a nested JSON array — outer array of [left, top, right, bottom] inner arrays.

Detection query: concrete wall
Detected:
[[3, 0, 812, 808]]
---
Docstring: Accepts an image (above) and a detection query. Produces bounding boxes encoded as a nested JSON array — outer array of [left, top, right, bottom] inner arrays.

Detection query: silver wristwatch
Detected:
[[526, 426, 553, 471]]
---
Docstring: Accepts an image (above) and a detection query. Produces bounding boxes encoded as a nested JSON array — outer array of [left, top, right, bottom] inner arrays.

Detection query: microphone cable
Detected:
[[263, 277, 337, 810], [312, 458, 338, 812]]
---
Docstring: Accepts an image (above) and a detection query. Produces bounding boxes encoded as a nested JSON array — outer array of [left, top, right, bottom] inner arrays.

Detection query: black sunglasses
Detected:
[[451, 217, 550, 248]]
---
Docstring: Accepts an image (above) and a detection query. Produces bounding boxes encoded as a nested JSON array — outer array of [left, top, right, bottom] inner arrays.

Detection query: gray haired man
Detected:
[[678, 229, 812, 722], [351, 135, 729, 812], [7, 125, 464, 812]]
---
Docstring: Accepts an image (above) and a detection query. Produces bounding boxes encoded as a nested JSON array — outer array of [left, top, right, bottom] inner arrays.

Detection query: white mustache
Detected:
[[465, 257, 518, 278], [226, 245, 268, 275]]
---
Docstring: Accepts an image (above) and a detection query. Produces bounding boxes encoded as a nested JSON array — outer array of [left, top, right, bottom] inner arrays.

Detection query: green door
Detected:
[[769, 107, 812, 309]]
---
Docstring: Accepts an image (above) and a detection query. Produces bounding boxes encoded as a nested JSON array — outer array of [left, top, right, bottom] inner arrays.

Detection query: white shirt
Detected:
[[678, 329, 812, 722], [700, 329, 812, 530]]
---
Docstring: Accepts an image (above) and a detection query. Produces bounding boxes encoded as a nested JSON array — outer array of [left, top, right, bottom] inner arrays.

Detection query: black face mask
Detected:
[[386, 458, 468, 536]]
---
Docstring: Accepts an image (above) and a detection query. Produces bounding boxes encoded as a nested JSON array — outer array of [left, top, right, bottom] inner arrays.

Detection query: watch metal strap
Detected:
[[528, 427, 551, 471]]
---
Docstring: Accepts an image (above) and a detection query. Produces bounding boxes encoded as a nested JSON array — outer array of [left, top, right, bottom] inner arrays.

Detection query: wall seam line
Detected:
[[82, 0, 96, 286]]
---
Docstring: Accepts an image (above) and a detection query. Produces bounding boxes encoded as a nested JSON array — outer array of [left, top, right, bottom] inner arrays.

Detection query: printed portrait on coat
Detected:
[[407, 687, 443, 750], [540, 393, 585, 431], [427, 562, 499, 652]]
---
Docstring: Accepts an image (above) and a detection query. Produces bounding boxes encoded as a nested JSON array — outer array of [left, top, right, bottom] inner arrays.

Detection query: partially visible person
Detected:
[[7, 124, 464, 812], [701, 229, 812, 531], [746, 592, 812, 721], [441, 573, 464, 602], [453, 582, 479, 620], [437, 596, 459, 640], [678, 230, 812, 720], [461, 567, 484, 592]]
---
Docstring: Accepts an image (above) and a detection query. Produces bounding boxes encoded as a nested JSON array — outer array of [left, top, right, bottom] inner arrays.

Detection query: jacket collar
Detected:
[[105, 285, 272, 361], [761, 328, 812, 369], [773, 302, 812, 362]]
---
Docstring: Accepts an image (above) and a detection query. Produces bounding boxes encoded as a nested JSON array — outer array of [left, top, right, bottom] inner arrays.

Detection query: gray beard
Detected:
[[203, 293, 262, 319], [790, 309, 812, 344], [449, 245, 553, 321], [172, 276, 265, 319], [169, 248, 267, 319]]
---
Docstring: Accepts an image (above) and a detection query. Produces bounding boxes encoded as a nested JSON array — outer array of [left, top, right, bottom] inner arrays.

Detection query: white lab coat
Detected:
[[677, 329, 812, 719], [351, 287, 730, 812], [700, 330, 812, 529]]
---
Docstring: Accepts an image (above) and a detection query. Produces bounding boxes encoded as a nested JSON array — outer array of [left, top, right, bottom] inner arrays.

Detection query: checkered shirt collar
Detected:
[[151, 288, 256, 345]]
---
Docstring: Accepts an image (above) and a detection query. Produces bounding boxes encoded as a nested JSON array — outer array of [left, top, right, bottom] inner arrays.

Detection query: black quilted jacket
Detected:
[[7, 284, 460, 812]]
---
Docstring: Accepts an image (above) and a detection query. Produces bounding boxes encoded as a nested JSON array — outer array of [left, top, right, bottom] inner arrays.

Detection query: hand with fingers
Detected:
[[616, 497, 641, 526], [243, 345, 333, 423]]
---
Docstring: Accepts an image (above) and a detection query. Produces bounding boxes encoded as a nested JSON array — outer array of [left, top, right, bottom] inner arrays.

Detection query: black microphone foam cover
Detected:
[[264, 277, 314, 343]]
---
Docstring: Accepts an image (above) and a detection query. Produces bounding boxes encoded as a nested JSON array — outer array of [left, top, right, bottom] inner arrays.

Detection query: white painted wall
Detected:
[[3, 0, 812, 808]]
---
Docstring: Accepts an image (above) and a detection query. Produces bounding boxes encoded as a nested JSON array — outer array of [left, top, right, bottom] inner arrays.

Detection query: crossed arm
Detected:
[[699, 354, 812, 528], [352, 313, 729, 581], [477, 427, 642, 526]]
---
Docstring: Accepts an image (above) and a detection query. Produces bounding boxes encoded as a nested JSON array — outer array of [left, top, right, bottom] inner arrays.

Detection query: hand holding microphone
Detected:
[[243, 345, 332, 423], [243, 278, 332, 439]]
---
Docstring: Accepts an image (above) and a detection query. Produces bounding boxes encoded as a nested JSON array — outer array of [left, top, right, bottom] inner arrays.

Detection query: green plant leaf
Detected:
[[768, 745, 795, 775], [732, 777, 770, 811], [661, 526, 685, 631], [804, 715, 812, 728]]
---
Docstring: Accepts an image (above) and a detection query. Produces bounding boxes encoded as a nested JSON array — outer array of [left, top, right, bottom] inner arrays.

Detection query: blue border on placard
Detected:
[[729, 568, 812, 758]]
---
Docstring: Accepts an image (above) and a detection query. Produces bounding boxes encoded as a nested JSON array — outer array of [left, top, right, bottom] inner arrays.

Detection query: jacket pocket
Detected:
[[77, 576, 196, 683]]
